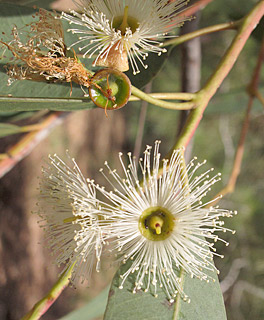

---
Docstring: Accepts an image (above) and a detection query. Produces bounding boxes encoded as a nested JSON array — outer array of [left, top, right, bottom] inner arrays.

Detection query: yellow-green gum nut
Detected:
[[88, 68, 131, 110], [138, 206, 175, 241]]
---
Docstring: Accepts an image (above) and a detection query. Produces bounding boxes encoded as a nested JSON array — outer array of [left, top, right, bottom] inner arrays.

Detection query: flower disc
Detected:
[[139, 206, 175, 241], [88, 69, 131, 110]]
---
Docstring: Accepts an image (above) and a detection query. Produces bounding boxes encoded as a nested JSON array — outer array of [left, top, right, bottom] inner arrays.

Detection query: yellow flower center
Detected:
[[113, 6, 139, 35], [138, 206, 175, 241]]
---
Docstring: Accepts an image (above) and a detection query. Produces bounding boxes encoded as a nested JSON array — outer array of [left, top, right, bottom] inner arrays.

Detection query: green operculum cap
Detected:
[[139, 207, 175, 241], [113, 6, 139, 35], [89, 68, 131, 110]]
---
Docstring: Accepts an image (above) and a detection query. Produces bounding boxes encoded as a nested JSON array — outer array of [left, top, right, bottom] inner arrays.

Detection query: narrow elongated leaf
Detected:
[[104, 261, 227, 320], [0, 122, 23, 137], [0, 97, 95, 112], [0, 110, 36, 121]]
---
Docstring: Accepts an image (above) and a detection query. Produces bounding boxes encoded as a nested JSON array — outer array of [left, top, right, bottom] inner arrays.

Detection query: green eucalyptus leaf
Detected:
[[17, 0, 56, 9], [59, 286, 109, 320], [104, 261, 227, 320], [0, 122, 23, 137], [126, 49, 171, 89], [0, 110, 35, 121], [0, 97, 95, 112]]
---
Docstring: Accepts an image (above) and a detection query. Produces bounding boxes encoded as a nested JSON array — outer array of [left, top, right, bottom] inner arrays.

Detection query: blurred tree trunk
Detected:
[[0, 162, 42, 320], [178, 12, 202, 160]]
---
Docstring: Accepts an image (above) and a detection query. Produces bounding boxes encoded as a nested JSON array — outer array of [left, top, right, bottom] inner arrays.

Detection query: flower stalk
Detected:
[[163, 20, 241, 48], [0, 111, 67, 179], [21, 263, 75, 320], [172, 148, 190, 312], [131, 86, 195, 110], [129, 92, 196, 101]]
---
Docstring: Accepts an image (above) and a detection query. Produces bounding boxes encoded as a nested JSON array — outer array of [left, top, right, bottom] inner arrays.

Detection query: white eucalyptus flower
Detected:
[[61, 0, 188, 74], [37, 154, 109, 284], [94, 141, 236, 302]]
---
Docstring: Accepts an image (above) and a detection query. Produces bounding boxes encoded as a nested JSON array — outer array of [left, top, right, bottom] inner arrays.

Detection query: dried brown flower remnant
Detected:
[[27, 8, 66, 58], [1, 9, 93, 90], [2, 40, 93, 89]]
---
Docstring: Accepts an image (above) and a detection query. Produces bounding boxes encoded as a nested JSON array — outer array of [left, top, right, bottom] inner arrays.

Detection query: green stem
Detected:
[[173, 149, 190, 318], [173, 0, 264, 150], [129, 92, 196, 101], [21, 263, 75, 320], [173, 268, 186, 320], [178, 0, 213, 19], [131, 86, 195, 110], [163, 20, 241, 47]]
